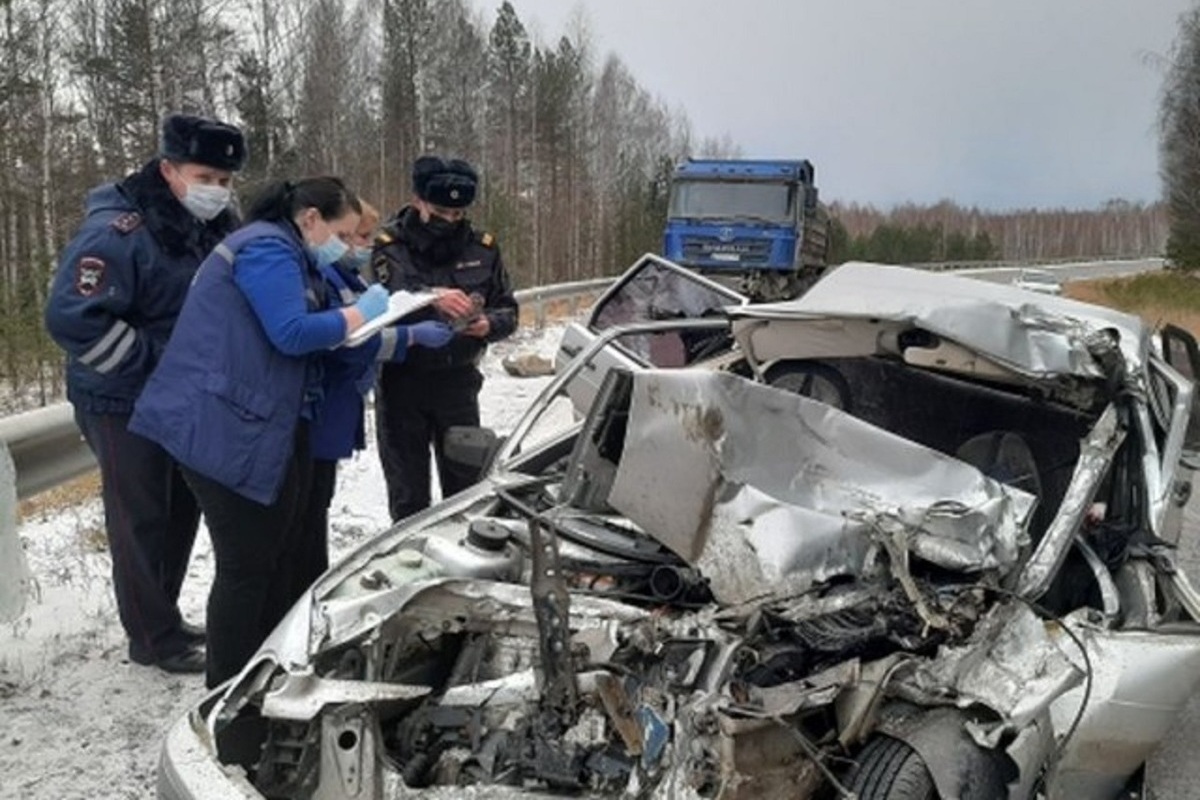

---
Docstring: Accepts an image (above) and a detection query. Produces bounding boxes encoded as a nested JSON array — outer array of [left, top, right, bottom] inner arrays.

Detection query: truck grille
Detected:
[[681, 236, 773, 266]]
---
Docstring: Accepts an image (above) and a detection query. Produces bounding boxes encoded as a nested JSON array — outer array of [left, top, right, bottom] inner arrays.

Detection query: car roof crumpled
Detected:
[[728, 263, 1150, 379]]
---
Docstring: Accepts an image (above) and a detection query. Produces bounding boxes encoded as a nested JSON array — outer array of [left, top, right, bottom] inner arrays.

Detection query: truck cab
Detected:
[[662, 158, 830, 300]]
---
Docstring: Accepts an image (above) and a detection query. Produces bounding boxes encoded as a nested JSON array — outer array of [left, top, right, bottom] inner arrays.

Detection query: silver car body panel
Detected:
[[607, 369, 1035, 605], [1046, 623, 1200, 800]]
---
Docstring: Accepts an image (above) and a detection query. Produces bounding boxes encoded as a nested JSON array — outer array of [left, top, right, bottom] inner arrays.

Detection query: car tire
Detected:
[[844, 735, 938, 800], [764, 361, 852, 412]]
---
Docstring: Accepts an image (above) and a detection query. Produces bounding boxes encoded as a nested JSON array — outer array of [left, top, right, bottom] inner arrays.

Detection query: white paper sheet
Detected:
[[343, 290, 439, 347]]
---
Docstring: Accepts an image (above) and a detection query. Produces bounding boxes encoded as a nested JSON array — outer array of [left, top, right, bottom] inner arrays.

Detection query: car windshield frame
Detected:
[[498, 318, 734, 467]]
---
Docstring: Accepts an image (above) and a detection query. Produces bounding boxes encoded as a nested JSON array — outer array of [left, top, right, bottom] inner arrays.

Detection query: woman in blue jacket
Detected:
[[295, 202, 453, 593], [130, 176, 389, 688]]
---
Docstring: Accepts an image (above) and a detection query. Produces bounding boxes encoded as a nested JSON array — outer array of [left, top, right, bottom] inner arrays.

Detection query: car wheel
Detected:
[[844, 735, 937, 800], [764, 361, 852, 412]]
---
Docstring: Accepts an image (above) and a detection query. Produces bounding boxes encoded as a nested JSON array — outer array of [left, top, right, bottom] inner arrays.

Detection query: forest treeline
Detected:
[[829, 200, 1166, 265], [0, 0, 1169, 402]]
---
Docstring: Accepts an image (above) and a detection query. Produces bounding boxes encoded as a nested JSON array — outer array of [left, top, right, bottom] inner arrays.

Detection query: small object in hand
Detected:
[[451, 292, 485, 331]]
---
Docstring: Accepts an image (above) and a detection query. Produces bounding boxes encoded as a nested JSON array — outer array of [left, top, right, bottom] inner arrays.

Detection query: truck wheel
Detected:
[[764, 361, 852, 412], [844, 736, 937, 800]]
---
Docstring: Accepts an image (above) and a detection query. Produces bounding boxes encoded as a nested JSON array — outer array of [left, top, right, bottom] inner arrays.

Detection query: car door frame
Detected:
[[554, 253, 748, 410]]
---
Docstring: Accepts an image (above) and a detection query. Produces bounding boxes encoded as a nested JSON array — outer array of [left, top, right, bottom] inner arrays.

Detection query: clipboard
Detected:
[[343, 290, 440, 347]]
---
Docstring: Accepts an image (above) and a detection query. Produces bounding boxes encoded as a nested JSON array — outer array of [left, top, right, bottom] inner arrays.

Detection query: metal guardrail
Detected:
[[0, 280, 617, 502], [0, 403, 97, 501], [0, 257, 1167, 502], [908, 255, 1162, 272]]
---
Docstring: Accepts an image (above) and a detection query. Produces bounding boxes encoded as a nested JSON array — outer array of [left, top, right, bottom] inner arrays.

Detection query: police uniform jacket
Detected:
[[372, 206, 517, 371], [44, 159, 239, 414], [130, 221, 333, 505]]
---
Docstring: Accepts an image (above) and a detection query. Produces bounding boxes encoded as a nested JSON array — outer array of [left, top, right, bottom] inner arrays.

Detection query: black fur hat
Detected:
[[412, 156, 478, 208], [160, 114, 247, 172]]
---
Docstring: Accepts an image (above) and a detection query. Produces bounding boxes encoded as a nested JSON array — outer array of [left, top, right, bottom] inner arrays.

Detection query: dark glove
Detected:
[[354, 284, 389, 322], [407, 320, 455, 348]]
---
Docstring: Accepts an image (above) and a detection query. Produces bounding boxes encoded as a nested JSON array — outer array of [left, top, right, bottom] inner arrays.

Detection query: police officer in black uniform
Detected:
[[372, 156, 518, 521], [45, 114, 246, 673]]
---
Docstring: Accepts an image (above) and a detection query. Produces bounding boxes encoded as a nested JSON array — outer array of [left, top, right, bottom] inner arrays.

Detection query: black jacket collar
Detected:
[[390, 205, 472, 265], [118, 159, 239, 257]]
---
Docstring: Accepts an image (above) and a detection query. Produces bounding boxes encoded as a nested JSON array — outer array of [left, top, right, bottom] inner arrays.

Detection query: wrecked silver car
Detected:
[[160, 262, 1200, 800]]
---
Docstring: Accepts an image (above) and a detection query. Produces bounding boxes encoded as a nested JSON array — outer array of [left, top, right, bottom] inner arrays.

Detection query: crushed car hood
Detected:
[[728, 262, 1150, 380], [607, 369, 1036, 605]]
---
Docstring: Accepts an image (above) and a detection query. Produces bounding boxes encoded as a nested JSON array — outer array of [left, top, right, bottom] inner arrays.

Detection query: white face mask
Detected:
[[180, 183, 231, 221]]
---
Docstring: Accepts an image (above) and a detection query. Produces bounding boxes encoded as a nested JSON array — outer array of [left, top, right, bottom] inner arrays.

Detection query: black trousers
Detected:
[[181, 423, 313, 688], [74, 409, 200, 662], [375, 365, 483, 522], [293, 458, 337, 594]]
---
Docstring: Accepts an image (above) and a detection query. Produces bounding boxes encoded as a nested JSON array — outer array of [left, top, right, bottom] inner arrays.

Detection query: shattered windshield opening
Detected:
[[590, 261, 737, 368]]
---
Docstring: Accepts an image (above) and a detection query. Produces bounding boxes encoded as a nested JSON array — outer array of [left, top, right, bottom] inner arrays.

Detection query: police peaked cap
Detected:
[[160, 113, 247, 172], [412, 156, 478, 208]]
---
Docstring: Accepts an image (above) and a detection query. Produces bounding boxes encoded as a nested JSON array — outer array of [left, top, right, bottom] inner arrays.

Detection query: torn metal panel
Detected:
[[1004, 718, 1056, 800], [1017, 404, 1124, 601], [261, 671, 431, 721], [835, 655, 911, 748], [744, 659, 859, 716], [729, 263, 1150, 379], [437, 668, 539, 709], [891, 603, 1082, 744], [607, 370, 1035, 605], [316, 578, 648, 653]]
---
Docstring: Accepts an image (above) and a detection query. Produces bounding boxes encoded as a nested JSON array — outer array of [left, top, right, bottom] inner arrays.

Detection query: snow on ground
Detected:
[[0, 324, 565, 800]]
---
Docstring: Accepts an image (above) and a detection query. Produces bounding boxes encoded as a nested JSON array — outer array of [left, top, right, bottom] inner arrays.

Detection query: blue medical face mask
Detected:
[[341, 245, 371, 272], [180, 183, 231, 221], [309, 234, 349, 268]]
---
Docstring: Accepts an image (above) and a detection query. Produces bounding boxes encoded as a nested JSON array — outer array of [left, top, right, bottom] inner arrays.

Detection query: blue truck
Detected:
[[662, 158, 831, 300]]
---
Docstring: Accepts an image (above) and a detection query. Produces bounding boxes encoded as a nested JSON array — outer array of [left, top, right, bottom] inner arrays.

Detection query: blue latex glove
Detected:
[[354, 284, 389, 322], [407, 320, 455, 348]]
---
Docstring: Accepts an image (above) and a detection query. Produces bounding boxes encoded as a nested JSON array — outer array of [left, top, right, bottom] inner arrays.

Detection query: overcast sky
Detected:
[[469, 0, 1195, 211]]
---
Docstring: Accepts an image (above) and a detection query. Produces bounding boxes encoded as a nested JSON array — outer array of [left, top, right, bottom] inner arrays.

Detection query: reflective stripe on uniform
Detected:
[[78, 319, 131, 366], [213, 243, 236, 264], [378, 327, 398, 361], [93, 325, 138, 374]]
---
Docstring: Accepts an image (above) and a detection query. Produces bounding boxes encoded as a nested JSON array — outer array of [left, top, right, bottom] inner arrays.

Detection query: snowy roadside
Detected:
[[0, 325, 565, 800]]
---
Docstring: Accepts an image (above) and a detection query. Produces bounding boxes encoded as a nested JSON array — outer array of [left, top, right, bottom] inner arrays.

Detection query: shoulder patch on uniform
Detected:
[[372, 254, 391, 285], [480, 232, 495, 248], [75, 257, 107, 297], [110, 212, 142, 234]]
